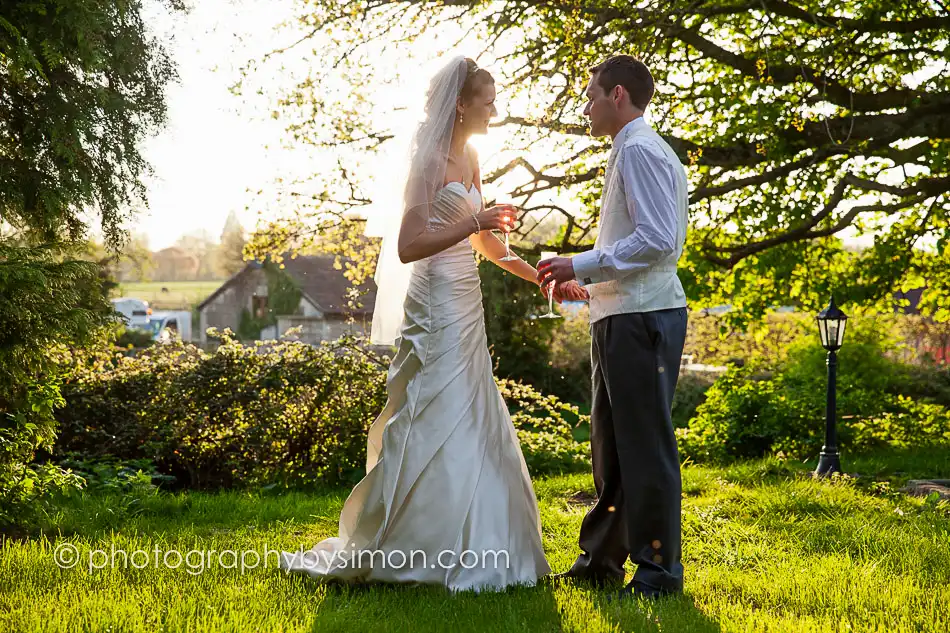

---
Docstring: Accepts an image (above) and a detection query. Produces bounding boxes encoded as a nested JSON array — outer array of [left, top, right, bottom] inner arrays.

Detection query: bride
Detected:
[[280, 56, 577, 592]]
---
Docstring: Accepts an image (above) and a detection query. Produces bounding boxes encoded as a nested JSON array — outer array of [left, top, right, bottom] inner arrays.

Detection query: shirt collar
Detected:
[[612, 116, 647, 147]]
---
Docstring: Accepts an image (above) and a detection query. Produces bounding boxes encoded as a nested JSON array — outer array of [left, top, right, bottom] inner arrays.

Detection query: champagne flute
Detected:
[[538, 251, 561, 319], [498, 202, 518, 262]]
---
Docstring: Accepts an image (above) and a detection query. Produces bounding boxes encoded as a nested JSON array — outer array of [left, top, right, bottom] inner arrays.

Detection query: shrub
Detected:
[[679, 317, 950, 462], [478, 258, 595, 407], [672, 371, 717, 429], [478, 258, 557, 389], [0, 244, 112, 528], [55, 330, 387, 488], [498, 378, 590, 474], [53, 330, 590, 489], [546, 305, 594, 407], [114, 326, 155, 350]]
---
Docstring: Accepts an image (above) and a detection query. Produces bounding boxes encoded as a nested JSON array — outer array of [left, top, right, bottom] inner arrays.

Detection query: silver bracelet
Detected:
[[471, 214, 481, 234]]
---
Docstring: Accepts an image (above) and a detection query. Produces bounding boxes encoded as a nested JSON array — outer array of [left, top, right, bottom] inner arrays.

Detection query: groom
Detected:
[[539, 55, 689, 599]]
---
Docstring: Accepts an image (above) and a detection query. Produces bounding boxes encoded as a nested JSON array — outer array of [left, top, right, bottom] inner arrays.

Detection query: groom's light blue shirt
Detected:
[[572, 117, 681, 287]]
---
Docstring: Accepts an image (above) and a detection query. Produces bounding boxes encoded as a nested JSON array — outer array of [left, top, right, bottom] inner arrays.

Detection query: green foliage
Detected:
[[55, 454, 174, 493], [0, 0, 181, 245], [671, 372, 716, 430], [55, 330, 386, 489], [0, 244, 113, 527], [245, 0, 950, 325], [0, 0, 181, 528], [894, 315, 950, 367], [236, 308, 268, 341], [685, 312, 815, 367], [266, 261, 302, 315], [478, 259, 553, 377], [679, 319, 950, 462], [54, 331, 588, 489], [546, 303, 595, 407], [479, 258, 592, 405], [497, 378, 590, 474], [114, 326, 155, 350], [245, 219, 380, 316]]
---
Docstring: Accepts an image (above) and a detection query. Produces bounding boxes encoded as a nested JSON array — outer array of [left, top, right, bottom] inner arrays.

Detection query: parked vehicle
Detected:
[[111, 297, 151, 328], [146, 310, 192, 343]]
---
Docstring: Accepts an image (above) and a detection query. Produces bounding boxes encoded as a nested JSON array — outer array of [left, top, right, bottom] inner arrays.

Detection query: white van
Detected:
[[111, 297, 151, 328], [147, 310, 192, 343]]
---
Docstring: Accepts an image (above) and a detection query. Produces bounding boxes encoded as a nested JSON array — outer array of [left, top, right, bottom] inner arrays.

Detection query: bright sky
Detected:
[[135, 0, 521, 251], [135, 0, 307, 250]]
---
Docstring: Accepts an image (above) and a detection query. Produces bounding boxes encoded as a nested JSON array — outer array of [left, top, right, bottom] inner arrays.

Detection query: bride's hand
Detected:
[[474, 205, 518, 232], [557, 280, 589, 302]]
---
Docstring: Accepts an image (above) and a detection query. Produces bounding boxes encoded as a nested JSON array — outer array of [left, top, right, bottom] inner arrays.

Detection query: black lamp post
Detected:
[[815, 296, 848, 477]]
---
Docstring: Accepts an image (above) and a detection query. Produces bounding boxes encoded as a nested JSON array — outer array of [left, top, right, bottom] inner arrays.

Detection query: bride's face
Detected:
[[460, 82, 497, 135]]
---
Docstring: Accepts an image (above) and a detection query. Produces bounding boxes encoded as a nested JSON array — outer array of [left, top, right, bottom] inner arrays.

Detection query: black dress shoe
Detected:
[[549, 569, 625, 588]]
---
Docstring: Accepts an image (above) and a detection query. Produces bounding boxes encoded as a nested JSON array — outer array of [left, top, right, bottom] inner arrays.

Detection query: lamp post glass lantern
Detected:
[[815, 297, 848, 477]]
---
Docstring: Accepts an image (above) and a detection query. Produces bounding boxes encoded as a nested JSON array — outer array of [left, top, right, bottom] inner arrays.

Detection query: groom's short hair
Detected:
[[589, 56, 654, 111]]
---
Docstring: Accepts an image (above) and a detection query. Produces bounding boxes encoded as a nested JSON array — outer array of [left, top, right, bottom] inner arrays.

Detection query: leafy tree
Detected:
[[82, 235, 155, 289], [1, 0, 181, 244], [0, 242, 112, 526], [216, 211, 247, 278], [245, 216, 381, 314], [241, 0, 950, 325], [174, 231, 218, 281], [0, 0, 181, 526]]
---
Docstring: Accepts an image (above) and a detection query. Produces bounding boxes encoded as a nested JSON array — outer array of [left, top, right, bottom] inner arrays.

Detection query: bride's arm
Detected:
[[470, 231, 540, 286], [399, 145, 515, 264], [397, 211, 476, 264], [468, 148, 540, 287], [398, 199, 515, 264]]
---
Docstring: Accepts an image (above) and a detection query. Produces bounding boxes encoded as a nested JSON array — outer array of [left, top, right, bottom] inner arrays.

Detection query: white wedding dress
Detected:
[[279, 181, 551, 592]]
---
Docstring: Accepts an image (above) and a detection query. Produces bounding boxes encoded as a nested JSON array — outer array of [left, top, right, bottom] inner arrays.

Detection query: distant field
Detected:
[[116, 281, 223, 310]]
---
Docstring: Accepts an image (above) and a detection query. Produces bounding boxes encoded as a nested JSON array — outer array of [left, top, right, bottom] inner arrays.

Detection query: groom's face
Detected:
[[583, 74, 616, 138]]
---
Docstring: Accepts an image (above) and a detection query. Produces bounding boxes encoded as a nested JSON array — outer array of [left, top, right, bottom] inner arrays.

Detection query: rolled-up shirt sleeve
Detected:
[[573, 141, 679, 286]]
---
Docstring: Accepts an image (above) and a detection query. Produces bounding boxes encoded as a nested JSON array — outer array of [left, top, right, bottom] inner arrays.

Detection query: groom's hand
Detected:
[[537, 257, 576, 286]]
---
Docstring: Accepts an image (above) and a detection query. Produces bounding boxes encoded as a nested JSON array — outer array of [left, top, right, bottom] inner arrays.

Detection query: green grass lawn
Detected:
[[116, 281, 223, 310], [3, 449, 949, 632]]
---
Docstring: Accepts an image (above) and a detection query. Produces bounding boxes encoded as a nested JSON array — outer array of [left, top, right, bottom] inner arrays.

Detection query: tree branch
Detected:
[[702, 175, 950, 266], [670, 25, 920, 112], [759, 0, 950, 33]]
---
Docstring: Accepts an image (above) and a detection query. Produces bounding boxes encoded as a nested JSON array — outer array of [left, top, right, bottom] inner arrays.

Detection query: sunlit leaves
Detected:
[[0, 0, 182, 248], [243, 0, 950, 323]]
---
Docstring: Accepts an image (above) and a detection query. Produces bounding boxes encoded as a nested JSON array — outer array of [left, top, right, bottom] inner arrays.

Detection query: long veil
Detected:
[[364, 56, 468, 346]]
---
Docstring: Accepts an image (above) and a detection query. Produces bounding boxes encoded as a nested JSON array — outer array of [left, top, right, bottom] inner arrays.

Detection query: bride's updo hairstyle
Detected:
[[460, 58, 494, 105]]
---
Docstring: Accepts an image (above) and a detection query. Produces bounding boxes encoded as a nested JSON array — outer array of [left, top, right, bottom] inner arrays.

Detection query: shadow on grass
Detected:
[[548, 580, 721, 633], [691, 446, 950, 491], [291, 577, 565, 633], [274, 574, 723, 633], [18, 488, 351, 541]]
